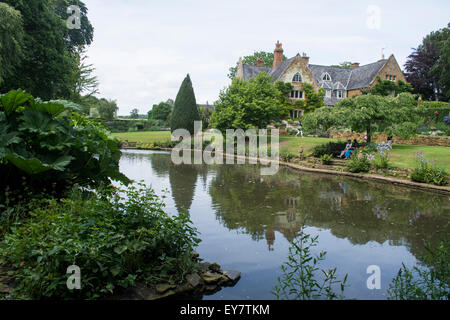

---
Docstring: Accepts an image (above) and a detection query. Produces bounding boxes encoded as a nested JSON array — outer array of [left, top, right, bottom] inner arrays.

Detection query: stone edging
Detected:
[[121, 147, 450, 196]]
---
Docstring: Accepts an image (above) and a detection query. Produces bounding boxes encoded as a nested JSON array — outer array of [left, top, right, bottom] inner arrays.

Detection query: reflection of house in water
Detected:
[[265, 197, 304, 251]]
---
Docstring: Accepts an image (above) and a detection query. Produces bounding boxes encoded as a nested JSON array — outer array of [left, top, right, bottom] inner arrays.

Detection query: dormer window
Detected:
[[292, 73, 302, 82], [337, 90, 345, 99], [322, 73, 331, 81]]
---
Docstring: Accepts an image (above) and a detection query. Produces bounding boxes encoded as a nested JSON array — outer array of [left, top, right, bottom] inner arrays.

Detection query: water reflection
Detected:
[[209, 164, 449, 262], [120, 150, 450, 298]]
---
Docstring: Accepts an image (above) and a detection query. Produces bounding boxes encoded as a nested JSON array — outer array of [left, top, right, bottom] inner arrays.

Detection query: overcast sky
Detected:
[[84, 0, 450, 115]]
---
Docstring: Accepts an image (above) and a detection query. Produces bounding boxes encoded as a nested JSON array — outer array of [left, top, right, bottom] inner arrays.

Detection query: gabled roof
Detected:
[[242, 64, 271, 81], [241, 57, 389, 91]]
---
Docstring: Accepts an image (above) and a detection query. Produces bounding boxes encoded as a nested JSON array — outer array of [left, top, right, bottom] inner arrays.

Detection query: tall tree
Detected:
[[170, 74, 201, 134], [97, 99, 118, 120], [405, 23, 450, 101], [228, 51, 287, 80], [130, 108, 139, 119], [0, 3, 24, 85], [69, 46, 99, 102], [210, 73, 293, 132], [150, 101, 172, 122], [0, 0, 73, 99]]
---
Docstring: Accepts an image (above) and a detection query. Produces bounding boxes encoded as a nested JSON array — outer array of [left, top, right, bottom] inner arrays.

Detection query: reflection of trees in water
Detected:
[[169, 162, 199, 213], [208, 165, 450, 262]]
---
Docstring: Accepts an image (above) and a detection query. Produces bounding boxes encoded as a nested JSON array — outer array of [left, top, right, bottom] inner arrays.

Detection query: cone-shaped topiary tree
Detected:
[[170, 74, 201, 134]]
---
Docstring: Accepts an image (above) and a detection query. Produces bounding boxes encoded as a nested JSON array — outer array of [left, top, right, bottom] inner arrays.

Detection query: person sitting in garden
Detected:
[[339, 140, 353, 158], [344, 139, 358, 159]]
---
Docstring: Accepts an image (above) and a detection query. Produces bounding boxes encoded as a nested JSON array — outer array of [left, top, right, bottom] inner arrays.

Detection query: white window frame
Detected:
[[322, 73, 331, 81], [292, 73, 302, 83]]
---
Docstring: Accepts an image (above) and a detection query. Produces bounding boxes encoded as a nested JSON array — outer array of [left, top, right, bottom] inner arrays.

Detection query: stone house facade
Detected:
[[235, 41, 407, 118]]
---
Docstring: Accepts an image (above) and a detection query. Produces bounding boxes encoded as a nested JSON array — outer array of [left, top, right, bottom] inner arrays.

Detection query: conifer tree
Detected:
[[170, 74, 201, 134]]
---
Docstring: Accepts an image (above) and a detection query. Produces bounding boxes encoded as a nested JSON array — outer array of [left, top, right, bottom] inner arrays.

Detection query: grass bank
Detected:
[[113, 131, 450, 171]]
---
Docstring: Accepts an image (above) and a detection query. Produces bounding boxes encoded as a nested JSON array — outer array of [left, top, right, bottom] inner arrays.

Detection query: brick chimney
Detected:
[[351, 62, 360, 69], [273, 41, 284, 69], [256, 56, 264, 67]]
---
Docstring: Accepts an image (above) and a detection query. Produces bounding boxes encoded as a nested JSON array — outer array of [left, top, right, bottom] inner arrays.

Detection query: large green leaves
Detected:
[[5, 154, 73, 175], [0, 89, 33, 116]]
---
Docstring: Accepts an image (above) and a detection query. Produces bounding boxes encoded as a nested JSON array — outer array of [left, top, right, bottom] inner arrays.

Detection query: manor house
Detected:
[[235, 41, 407, 118]]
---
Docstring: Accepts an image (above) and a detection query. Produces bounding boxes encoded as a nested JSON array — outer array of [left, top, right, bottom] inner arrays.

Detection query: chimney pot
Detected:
[[273, 41, 284, 69], [351, 62, 360, 68], [256, 56, 264, 67]]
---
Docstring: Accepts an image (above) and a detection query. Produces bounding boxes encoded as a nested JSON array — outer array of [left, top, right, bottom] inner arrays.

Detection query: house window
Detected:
[[337, 90, 344, 99], [326, 90, 331, 98], [393, 76, 397, 81], [292, 73, 302, 82], [322, 73, 331, 81], [386, 75, 389, 80]]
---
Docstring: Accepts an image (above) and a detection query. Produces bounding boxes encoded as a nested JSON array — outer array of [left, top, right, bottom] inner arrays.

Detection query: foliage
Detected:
[[303, 93, 423, 142], [149, 101, 172, 123], [411, 151, 448, 186], [130, 108, 140, 119], [170, 74, 201, 135], [199, 105, 213, 129], [405, 23, 450, 101], [346, 151, 371, 173], [96, 99, 119, 120], [0, 0, 81, 99], [0, 90, 129, 200], [330, 61, 354, 69], [363, 77, 413, 96], [228, 51, 287, 80], [0, 3, 24, 85], [273, 225, 348, 300], [371, 142, 392, 170], [210, 73, 293, 132], [294, 83, 325, 114], [68, 46, 99, 102], [0, 184, 201, 299], [312, 141, 350, 158], [387, 237, 449, 300], [320, 154, 333, 165]]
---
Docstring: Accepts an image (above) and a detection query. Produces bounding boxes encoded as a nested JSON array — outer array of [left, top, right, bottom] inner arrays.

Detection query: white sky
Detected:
[[84, 0, 450, 116]]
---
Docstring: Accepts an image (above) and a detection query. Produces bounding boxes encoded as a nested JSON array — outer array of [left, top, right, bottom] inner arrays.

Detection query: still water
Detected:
[[119, 150, 450, 300]]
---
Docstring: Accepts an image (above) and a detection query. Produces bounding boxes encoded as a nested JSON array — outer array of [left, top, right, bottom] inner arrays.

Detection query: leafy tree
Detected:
[[405, 23, 450, 101], [362, 77, 413, 96], [199, 106, 213, 128], [130, 108, 139, 119], [170, 74, 201, 134], [294, 83, 325, 113], [150, 101, 172, 122], [302, 93, 420, 142], [69, 46, 99, 102], [97, 99, 118, 120], [210, 72, 293, 132], [49, 0, 94, 52], [228, 51, 287, 80], [0, 0, 75, 100], [0, 3, 24, 85]]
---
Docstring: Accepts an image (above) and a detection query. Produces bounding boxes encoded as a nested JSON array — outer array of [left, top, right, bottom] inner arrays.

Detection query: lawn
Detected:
[[114, 131, 450, 171]]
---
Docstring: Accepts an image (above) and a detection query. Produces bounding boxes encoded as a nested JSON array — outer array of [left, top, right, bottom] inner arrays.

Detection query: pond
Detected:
[[119, 150, 450, 300]]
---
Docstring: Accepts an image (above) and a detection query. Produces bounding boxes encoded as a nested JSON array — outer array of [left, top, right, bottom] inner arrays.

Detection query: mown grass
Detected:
[[114, 131, 450, 171]]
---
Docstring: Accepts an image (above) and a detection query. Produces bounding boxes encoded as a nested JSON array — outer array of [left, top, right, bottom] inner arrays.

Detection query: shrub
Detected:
[[0, 184, 201, 299], [320, 154, 333, 165], [0, 90, 129, 200], [411, 152, 447, 186], [346, 151, 370, 173], [312, 141, 348, 158]]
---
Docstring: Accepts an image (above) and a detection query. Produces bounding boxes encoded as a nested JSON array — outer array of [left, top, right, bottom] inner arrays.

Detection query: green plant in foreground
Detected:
[[0, 184, 201, 299], [346, 151, 370, 173], [273, 225, 348, 300], [320, 154, 333, 165], [411, 151, 447, 186], [387, 237, 449, 300]]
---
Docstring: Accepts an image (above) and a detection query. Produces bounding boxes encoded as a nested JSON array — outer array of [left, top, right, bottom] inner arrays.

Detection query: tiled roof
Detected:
[[241, 58, 388, 91]]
